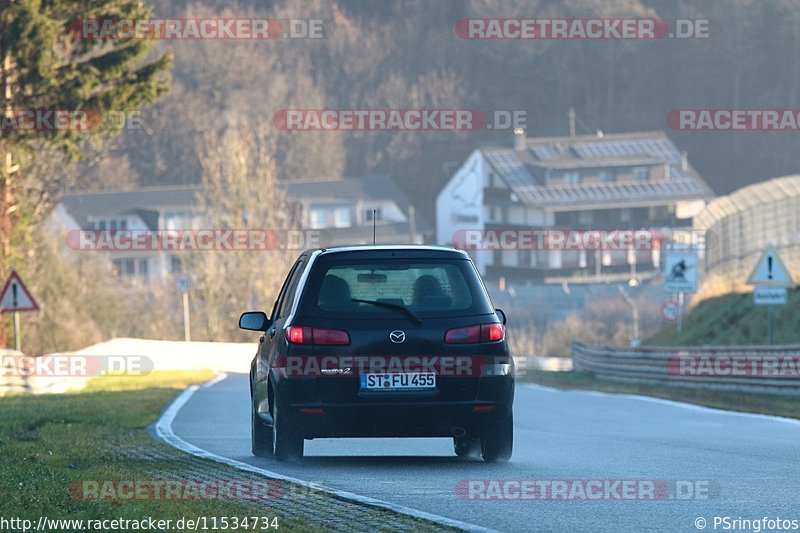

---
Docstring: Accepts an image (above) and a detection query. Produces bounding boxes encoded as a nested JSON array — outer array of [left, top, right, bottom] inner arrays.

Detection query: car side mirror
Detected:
[[495, 308, 507, 325], [239, 311, 270, 331]]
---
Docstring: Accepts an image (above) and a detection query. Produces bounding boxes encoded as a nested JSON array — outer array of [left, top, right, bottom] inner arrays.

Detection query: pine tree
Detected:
[[0, 0, 171, 347]]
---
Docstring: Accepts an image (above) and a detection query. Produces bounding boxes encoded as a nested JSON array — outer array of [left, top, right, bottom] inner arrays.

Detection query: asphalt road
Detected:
[[170, 373, 800, 532]]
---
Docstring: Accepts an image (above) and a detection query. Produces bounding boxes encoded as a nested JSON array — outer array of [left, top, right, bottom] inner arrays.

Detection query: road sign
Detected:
[[176, 274, 193, 293], [663, 245, 697, 293], [660, 300, 680, 323], [746, 243, 794, 287], [0, 271, 39, 313], [754, 287, 787, 305]]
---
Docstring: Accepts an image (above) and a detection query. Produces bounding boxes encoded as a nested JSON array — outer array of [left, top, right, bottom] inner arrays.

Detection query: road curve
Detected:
[[166, 373, 800, 532]]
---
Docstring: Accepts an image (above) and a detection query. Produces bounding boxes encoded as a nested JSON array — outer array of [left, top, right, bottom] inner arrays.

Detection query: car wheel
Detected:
[[251, 399, 273, 457], [272, 391, 304, 461], [480, 413, 513, 463], [454, 436, 480, 457]]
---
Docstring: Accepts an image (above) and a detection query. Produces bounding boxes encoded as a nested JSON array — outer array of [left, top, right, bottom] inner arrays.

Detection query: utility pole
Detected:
[[618, 285, 640, 347], [1, 26, 19, 349]]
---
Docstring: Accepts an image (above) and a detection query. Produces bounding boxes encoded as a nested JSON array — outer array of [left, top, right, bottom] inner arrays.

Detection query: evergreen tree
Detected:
[[0, 0, 171, 346]]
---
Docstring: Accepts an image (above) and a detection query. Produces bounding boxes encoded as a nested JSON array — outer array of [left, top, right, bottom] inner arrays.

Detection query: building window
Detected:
[[365, 207, 383, 223], [598, 170, 614, 182], [564, 171, 580, 185], [578, 211, 593, 225], [112, 259, 123, 277], [170, 256, 182, 274], [334, 207, 351, 228], [620, 208, 632, 223], [98, 220, 107, 231], [309, 209, 327, 229], [139, 259, 149, 280], [120, 219, 128, 230], [633, 166, 649, 180]]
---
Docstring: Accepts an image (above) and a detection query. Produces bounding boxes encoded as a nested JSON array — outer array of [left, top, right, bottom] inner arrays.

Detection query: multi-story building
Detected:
[[437, 130, 714, 282], [48, 176, 429, 285]]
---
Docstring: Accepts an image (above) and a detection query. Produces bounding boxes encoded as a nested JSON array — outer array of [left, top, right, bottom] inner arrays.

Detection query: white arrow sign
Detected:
[[0, 271, 39, 313], [746, 243, 794, 287]]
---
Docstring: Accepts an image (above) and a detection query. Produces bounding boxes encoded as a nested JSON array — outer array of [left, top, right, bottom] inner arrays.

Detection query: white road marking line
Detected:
[[155, 373, 496, 533]]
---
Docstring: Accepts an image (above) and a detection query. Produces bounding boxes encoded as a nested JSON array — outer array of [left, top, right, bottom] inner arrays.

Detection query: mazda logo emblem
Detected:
[[389, 330, 406, 343]]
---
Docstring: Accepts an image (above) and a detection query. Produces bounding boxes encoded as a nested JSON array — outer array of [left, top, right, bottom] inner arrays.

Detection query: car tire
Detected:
[[454, 436, 480, 457], [251, 400, 273, 457], [272, 392, 304, 461], [480, 412, 513, 463]]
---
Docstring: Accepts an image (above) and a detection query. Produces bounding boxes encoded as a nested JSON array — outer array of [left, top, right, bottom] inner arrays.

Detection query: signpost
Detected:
[[746, 243, 794, 344], [0, 271, 40, 352], [176, 274, 193, 342], [660, 300, 680, 323], [663, 244, 698, 333]]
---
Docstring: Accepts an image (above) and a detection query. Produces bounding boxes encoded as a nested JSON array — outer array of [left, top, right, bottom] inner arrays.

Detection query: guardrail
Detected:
[[572, 342, 800, 395]]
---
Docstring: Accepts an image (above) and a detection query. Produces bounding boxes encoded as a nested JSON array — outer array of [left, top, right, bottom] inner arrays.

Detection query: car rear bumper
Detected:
[[285, 389, 513, 439]]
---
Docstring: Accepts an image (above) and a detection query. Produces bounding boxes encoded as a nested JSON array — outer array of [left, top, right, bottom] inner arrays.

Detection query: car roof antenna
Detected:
[[372, 209, 376, 245]]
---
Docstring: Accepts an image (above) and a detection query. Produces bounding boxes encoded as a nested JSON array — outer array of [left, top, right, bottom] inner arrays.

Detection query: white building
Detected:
[[49, 176, 430, 285], [437, 130, 713, 281]]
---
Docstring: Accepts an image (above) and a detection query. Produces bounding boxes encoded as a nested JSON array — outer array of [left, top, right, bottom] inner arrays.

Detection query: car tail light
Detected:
[[285, 326, 350, 345], [481, 323, 505, 342], [444, 325, 481, 344], [445, 323, 504, 344], [312, 328, 350, 345]]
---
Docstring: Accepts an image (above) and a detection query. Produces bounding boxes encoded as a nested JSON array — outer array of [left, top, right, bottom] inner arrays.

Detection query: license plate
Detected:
[[359, 372, 436, 391]]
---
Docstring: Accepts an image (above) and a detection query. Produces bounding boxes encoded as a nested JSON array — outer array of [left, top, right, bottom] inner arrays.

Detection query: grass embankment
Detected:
[[646, 287, 800, 346], [525, 370, 800, 420], [0, 371, 453, 532]]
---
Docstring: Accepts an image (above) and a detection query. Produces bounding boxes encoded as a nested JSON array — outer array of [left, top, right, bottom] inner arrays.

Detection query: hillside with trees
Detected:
[[4, 0, 800, 351]]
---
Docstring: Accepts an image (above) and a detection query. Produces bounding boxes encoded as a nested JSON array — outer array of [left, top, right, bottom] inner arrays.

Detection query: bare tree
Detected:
[[190, 114, 295, 341]]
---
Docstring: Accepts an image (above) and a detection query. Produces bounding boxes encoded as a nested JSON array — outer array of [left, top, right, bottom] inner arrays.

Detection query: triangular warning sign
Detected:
[[746, 244, 795, 287], [0, 271, 39, 313]]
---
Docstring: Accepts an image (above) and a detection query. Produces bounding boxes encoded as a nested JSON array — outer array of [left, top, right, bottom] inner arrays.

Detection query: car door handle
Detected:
[[268, 327, 277, 339], [259, 336, 265, 343]]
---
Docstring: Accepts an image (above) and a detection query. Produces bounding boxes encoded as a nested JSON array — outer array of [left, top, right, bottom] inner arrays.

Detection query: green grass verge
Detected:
[[524, 370, 800, 420], [0, 371, 316, 530], [646, 287, 800, 346], [0, 371, 453, 532]]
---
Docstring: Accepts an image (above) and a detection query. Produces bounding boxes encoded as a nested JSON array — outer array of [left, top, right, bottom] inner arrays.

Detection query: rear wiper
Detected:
[[351, 298, 422, 326]]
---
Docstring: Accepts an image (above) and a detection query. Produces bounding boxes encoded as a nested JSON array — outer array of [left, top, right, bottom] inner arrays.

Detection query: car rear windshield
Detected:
[[298, 258, 494, 318]]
